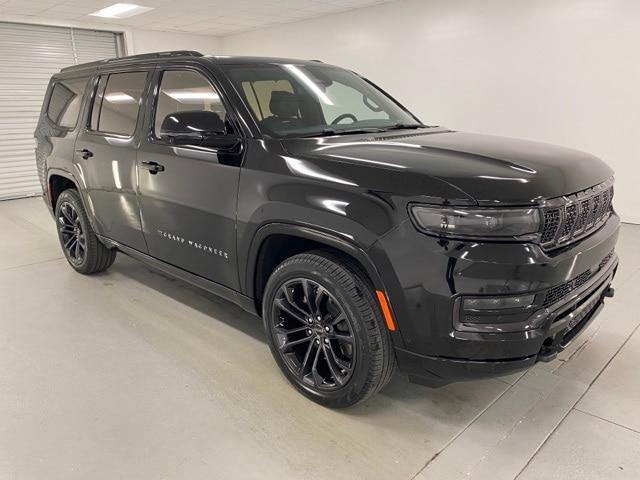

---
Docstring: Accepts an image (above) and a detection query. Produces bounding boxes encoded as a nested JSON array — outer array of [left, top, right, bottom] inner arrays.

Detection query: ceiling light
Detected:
[[89, 3, 154, 18], [164, 91, 220, 102], [104, 92, 136, 103]]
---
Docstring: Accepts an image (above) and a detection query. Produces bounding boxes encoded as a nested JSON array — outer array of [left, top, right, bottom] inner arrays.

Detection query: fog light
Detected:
[[463, 294, 535, 311]]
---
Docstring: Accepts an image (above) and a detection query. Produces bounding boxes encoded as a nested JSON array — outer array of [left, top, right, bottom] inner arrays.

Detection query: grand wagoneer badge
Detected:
[[157, 229, 229, 259]]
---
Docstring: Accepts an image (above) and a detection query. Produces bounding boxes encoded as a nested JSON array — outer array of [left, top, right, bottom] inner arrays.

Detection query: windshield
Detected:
[[225, 63, 422, 138]]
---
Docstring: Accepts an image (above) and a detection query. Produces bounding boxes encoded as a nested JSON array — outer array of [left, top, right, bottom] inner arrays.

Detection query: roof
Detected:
[[59, 50, 203, 73], [59, 50, 329, 75]]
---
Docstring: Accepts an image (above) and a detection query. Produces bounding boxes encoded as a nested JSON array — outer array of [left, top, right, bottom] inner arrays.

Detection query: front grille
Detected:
[[540, 179, 614, 250], [542, 250, 614, 307], [541, 210, 561, 243], [559, 204, 577, 237]]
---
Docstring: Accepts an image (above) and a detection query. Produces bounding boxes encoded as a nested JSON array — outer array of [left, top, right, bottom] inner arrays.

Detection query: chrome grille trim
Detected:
[[540, 178, 614, 251]]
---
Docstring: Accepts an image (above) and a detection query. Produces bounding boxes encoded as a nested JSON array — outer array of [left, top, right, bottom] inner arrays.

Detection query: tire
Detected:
[[263, 250, 396, 408], [55, 188, 116, 274]]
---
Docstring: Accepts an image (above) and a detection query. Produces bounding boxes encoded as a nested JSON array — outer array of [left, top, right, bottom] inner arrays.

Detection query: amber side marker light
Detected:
[[376, 290, 396, 331]]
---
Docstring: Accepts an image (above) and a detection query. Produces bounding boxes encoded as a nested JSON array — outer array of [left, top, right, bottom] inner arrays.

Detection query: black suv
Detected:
[[35, 51, 619, 407]]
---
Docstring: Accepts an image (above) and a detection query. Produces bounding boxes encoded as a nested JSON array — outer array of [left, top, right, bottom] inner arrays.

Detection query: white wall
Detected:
[[128, 29, 221, 55], [0, 16, 221, 56], [222, 0, 640, 224]]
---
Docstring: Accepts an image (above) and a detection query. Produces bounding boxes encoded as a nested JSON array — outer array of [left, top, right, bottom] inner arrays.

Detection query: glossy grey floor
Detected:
[[1, 197, 639, 480]]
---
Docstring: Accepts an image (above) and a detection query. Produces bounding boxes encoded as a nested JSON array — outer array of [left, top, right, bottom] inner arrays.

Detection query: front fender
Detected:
[[241, 221, 409, 349], [243, 222, 386, 296]]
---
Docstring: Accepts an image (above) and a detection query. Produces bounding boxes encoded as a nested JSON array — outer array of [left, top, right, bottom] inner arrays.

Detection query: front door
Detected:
[[137, 67, 242, 290]]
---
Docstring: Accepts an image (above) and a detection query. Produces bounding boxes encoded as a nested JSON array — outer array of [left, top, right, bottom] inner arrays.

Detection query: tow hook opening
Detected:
[[538, 337, 557, 362]]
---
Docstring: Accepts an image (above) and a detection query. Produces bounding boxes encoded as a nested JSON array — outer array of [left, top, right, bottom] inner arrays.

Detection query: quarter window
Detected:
[[154, 70, 228, 137], [47, 77, 89, 128], [91, 72, 147, 136]]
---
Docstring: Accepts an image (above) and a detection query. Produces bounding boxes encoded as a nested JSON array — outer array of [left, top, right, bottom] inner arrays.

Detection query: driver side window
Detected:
[[320, 81, 389, 124], [154, 70, 228, 137]]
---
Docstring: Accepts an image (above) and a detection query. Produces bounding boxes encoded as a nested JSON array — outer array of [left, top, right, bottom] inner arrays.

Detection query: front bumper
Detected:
[[396, 253, 616, 386], [371, 213, 620, 385]]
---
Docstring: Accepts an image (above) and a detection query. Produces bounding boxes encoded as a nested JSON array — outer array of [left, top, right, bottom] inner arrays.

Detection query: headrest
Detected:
[[269, 91, 299, 118]]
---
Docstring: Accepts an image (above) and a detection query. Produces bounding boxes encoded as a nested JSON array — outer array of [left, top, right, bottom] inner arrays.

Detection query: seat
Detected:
[[261, 90, 304, 133]]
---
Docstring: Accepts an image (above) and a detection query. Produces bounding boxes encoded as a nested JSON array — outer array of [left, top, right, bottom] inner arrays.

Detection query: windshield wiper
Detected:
[[295, 127, 386, 138], [292, 124, 429, 139], [382, 122, 428, 131]]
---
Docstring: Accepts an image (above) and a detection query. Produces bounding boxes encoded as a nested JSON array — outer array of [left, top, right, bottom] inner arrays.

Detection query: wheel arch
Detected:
[[47, 169, 99, 233], [245, 223, 386, 311], [47, 170, 78, 209]]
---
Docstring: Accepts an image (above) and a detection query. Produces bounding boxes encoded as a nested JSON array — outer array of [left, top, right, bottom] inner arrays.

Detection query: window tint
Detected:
[[95, 72, 147, 136], [154, 70, 227, 136], [47, 77, 89, 128]]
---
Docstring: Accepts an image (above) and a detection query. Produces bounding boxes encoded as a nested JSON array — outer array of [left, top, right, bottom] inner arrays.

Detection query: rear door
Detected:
[[73, 68, 152, 252], [136, 65, 242, 290]]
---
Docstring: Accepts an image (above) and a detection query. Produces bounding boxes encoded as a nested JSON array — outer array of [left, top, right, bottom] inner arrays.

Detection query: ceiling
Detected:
[[0, 0, 395, 36]]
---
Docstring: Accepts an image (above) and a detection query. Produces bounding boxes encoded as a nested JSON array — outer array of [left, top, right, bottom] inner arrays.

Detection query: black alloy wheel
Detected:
[[263, 251, 395, 408], [54, 188, 116, 274], [57, 201, 86, 265], [272, 278, 356, 390]]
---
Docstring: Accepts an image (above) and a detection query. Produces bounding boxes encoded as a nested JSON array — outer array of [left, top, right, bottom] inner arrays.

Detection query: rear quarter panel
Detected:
[[34, 74, 92, 209]]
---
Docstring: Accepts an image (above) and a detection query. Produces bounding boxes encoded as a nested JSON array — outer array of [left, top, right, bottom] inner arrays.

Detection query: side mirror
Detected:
[[201, 134, 241, 149], [159, 110, 233, 147]]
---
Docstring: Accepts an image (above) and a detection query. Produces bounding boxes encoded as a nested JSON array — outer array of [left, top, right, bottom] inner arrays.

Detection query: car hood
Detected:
[[281, 129, 614, 205]]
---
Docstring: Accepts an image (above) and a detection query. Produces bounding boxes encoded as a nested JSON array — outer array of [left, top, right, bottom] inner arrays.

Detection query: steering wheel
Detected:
[[331, 113, 358, 125]]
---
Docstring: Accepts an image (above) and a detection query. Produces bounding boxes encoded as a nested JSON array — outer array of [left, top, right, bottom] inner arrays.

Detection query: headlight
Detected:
[[409, 205, 540, 239]]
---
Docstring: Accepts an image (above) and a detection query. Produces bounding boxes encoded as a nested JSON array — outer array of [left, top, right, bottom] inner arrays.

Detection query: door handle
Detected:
[[140, 161, 165, 174], [76, 148, 93, 160]]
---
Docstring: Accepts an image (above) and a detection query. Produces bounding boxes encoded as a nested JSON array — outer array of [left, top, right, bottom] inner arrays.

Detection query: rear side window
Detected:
[[90, 72, 147, 136], [47, 77, 89, 128]]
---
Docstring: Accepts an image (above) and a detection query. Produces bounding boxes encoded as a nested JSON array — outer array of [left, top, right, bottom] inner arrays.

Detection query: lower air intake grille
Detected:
[[542, 250, 614, 307]]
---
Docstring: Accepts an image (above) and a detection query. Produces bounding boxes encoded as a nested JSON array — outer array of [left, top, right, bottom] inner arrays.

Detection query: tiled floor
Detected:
[[1, 197, 639, 480]]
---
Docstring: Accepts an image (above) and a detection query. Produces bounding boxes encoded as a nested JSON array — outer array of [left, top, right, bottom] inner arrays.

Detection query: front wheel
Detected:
[[263, 251, 395, 408], [55, 189, 116, 274]]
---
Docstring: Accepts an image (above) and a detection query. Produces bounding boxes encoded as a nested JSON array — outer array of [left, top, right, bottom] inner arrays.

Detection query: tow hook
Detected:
[[604, 286, 615, 298]]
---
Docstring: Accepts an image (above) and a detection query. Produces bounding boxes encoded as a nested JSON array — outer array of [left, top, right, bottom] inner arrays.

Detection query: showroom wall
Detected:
[[222, 0, 640, 224], [129, 29, 220, 55], [0, 15, 221, 56]]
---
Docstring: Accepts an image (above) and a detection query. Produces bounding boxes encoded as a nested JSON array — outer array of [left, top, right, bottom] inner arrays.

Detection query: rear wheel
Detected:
[[263, 251, 395, 408], [55, 189, 116, 274]]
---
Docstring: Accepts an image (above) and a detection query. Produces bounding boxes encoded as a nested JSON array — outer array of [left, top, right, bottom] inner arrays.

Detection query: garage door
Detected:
[[0, 22, 121, 200]]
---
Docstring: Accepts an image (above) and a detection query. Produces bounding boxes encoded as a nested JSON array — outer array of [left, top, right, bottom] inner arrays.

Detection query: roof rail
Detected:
[[60, 50, 203, 72], [107, 50, 203, 64]]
